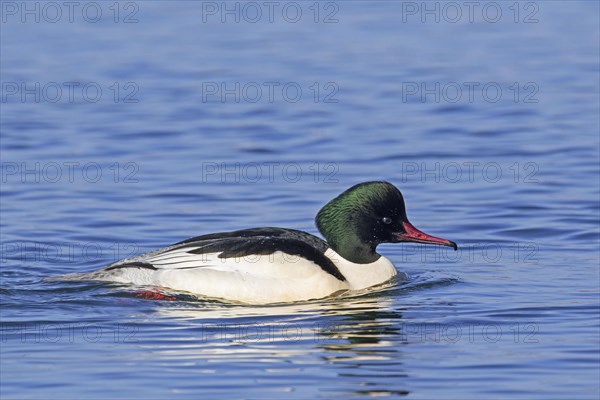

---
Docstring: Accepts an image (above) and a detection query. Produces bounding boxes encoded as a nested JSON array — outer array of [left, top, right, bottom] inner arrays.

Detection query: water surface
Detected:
[[1, 2, 599, 399]]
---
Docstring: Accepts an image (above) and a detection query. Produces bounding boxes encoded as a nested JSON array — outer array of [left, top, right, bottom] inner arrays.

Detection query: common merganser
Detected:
[[71, 181, 457, 304]]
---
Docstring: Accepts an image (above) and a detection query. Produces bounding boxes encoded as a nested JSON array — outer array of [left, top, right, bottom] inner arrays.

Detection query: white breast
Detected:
[[324, 248, 398, 290]]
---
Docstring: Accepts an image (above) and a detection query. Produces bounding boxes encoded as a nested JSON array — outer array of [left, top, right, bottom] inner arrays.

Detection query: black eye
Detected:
[[382, 217, 392, 225]]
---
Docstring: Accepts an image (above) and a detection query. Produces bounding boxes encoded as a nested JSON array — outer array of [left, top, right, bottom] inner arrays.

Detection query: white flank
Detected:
[[72, 248, 398, 304]]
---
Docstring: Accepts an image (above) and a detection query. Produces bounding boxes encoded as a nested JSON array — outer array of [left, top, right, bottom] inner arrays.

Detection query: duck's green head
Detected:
[[316, 181, 457, 264]]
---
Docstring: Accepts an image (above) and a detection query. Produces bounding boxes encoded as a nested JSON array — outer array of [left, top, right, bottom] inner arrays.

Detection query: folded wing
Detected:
[[104, 228, 345, 281]]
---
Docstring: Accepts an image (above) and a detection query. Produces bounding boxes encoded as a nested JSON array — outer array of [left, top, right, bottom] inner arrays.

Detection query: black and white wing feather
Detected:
[[103, 228, 345, 281]]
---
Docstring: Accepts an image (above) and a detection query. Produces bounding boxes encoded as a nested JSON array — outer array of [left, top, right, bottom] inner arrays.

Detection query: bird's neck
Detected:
[[326, 232, 380, 264]]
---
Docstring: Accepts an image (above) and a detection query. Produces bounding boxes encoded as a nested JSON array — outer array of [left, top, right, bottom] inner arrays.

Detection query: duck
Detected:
[[74, 181, 457, 304]]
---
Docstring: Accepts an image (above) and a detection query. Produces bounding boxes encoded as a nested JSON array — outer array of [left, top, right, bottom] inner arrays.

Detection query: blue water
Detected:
[[1, 1, 599, 399]]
